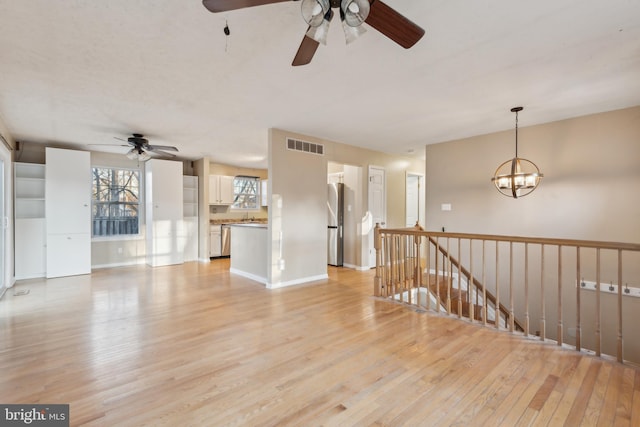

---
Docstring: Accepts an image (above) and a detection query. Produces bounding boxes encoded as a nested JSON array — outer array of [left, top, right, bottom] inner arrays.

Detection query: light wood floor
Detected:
[[1, 260, 638, 426]]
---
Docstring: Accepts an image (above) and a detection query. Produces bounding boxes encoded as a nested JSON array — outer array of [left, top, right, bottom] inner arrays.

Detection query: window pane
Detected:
[[92, 167, 140, 236], [232, 176, 260, 210]]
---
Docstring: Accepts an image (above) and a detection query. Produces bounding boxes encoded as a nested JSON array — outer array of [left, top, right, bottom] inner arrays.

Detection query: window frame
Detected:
[[91, 166, 142, 239], [231, 175, 261, 211]]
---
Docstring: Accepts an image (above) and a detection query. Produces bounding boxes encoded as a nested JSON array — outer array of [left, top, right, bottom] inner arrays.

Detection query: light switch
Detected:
[[441, 203, 452, 211]]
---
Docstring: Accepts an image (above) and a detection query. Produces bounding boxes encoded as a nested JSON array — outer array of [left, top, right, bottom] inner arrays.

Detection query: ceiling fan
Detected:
[[202, 0, 425, 66], [112, 133, 179, 161]]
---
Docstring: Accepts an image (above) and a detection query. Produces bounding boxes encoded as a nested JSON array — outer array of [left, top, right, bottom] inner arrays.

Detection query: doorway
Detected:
[[368, 166, 386, 268], [406, 172, 424, 228]]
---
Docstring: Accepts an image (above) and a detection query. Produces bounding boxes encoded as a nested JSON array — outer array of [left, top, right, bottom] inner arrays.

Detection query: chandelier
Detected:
[[491, 107, 543, 198]]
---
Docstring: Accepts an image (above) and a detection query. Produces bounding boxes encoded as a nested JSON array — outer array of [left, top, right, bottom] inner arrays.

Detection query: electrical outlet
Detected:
[[577, 279, 640, 298]]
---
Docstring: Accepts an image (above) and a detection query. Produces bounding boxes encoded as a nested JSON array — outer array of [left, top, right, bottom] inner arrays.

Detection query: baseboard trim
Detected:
[[230, 268, 267, 285], [267, 274, 329, 289], [92, 260, 145, 269], [343, 263, 371, 271], [14, 273, 46, 281]]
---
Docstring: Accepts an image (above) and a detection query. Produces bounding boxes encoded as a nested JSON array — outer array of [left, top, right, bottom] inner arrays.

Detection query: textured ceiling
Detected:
[[1, 0, 639, 168]]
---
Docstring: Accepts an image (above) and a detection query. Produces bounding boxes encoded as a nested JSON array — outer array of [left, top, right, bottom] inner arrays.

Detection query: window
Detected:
[[232, 176, 260, 210], [92, 167, 140, 237]]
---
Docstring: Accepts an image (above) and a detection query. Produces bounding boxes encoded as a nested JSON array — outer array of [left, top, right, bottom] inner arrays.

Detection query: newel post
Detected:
[[414, 221, 424, 286], [374, 222, 383, 296]]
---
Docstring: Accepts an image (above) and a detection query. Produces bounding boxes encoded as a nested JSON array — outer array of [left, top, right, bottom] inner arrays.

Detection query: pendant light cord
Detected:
[[514, 109, 519, 158]]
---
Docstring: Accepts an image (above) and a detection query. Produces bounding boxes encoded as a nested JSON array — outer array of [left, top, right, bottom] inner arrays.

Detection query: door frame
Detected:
[[367, 165, 386, 268], [405, 171, 424, 228]]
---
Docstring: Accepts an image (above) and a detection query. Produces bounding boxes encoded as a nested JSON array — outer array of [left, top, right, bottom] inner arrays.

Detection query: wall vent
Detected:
[[286, 138, 324, 156]]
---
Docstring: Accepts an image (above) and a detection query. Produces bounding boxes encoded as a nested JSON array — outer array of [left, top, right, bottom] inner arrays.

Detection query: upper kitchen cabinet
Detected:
[[146, 159, 184, 267], [209, 174, 234, 205], [45, 147, 91, 278]]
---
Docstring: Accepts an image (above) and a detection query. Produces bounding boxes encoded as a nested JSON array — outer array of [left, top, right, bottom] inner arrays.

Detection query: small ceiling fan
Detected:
[[113, 133, 179, 161], [202, 0, 425, 66]]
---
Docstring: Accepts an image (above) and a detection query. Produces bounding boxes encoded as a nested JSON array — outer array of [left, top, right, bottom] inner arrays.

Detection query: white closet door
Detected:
[[146, 159, 184, 267], [45, 147, 91, 278]]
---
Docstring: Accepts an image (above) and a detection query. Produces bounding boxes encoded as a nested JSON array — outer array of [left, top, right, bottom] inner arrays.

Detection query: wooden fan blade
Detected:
[[203, 0, 292, 13], [147, 145, 179, 152], [292, 34, 320, 66], [148, 150, 177, 159], [292, 9, 332, 66], [365, 0, 425, 49]]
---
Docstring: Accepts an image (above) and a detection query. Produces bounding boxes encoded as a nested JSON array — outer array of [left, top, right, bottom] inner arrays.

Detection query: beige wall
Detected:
[[425, 106, 640, 362], [268, 128, 425, 287], [425, 106, 640, 242]]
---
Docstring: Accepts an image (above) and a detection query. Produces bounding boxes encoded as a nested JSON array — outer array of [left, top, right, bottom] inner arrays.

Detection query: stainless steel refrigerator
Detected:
[[327, 183, 344, 267]]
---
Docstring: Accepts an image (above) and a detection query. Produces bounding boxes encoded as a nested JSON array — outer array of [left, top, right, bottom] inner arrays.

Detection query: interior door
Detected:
[[368, 166, 386, 268], [406, 173, 423, 227]]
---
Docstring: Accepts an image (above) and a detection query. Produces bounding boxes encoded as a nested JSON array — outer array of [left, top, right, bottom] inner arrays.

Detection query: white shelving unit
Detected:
[[14, 163, 46, 279], [15, 163, 46, 218], [183, 175, 198, 218], [182, 176, 199, 262]]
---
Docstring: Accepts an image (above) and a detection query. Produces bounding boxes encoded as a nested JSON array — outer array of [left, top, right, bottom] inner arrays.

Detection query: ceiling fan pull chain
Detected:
[[224, 20, 230, 52]]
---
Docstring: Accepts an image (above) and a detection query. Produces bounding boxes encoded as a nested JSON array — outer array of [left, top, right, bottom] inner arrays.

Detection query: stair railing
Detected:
[[374, 223, 640, 365]]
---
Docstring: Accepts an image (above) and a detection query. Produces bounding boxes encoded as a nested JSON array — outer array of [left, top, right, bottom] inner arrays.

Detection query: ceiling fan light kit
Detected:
[[341, 16, 367, 44], [341, 0, 370, 27], [301, 0, 330, 27], [491, 107, 544, 198], [126, 148, 151, 162], [202, 0, 425, 66]]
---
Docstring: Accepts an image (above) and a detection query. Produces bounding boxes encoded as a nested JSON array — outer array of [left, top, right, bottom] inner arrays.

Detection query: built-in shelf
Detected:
[[182, 175, 199, 262], [14, 162, 47, 279], [15, 163, 45, 219], [183, 175, 198, 218]]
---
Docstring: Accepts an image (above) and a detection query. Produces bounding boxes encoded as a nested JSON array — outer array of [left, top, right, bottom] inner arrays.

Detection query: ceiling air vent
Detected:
[[286, 138, 324, 156]]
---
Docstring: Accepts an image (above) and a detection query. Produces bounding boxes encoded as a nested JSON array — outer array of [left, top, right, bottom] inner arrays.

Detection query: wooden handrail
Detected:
[[377, 229, 640, 252]]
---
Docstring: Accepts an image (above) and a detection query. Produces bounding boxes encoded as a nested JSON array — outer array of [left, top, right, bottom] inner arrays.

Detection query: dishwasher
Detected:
[[221, 225, 231, 257]]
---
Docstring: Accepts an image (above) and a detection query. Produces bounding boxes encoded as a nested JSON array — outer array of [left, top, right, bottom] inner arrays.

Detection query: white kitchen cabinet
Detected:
[[15, 218, 46, 279], [209, 175, 234, 205], [209, 224, 221, 257], [45, 148, 91, 278], [181, 175, 199, 262], [146, 159, 184, 267], [14, 163, 46, 279]]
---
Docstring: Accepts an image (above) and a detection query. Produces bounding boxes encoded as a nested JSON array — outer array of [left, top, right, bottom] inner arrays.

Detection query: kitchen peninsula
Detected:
[[229, 222, 268, 284]]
